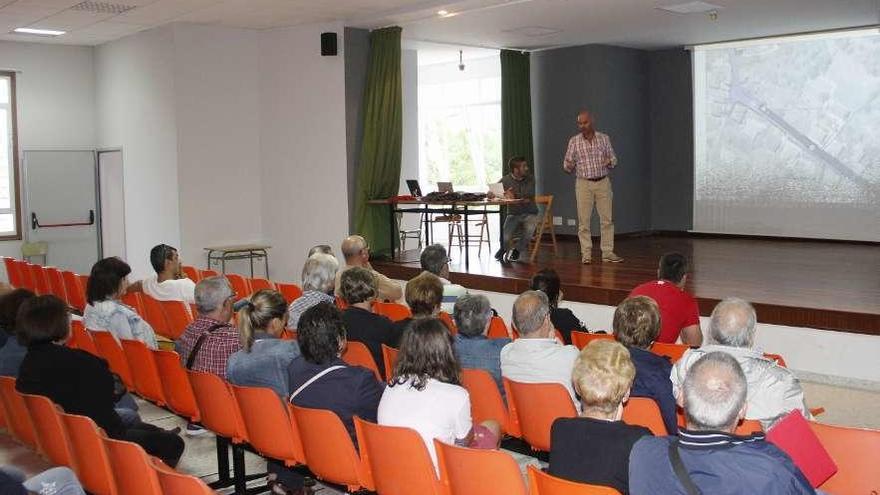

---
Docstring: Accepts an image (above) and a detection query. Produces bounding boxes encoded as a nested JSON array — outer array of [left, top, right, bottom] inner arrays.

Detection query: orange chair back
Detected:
[[153, 350, 200, 421], [180, 265, 200, 283], [527, 465, 622, 495], [3, 257, 22, 288], [763, 353, 788, 367], [373, 301, 412, 322], [225, 273, 251, 298], [335, 295, 348, 310], [622, 397, 668, 436], [158, 300, 193, 340], [341, 341, 382, 381], [487, 316, 511, 339], [188, 370, 247, 443], [504, 378, 576, 451], [62, 271, 86, 311], [78, 274, 90, 295], [199, 269, 219, 279], [570, 331, 614, 349], [230, 384, 305, 466], [68, 320, 99, 356], [0, 377, 37, 448], [120, 339, 166, 405], [139, 294, 172, 339], [291, 404, 370, 492], [22, 393, 76, 468], [62, 413, 117, 495], [248, 278, 275, 293], [438, 311, 458, 335], [28, 264, 51, 295], [89, 330, 134, 390], [381, 344, 399, 381], [154, 461, 214, 494], [276, 283, 303, 303], [121, 291, 144, 317], [810, 421, 880, 493], [461, 368, 509, 434], [45, 267, 68, 302], [650, 342, 689, 363], [735, 419, 763, 435], [354, 417, 441, 495], [104, 437, 163, 495], [435, 440, 527, 495]]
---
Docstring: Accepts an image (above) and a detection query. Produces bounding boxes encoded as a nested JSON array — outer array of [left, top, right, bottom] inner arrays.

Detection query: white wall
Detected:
[[259, 22, 349, 282]]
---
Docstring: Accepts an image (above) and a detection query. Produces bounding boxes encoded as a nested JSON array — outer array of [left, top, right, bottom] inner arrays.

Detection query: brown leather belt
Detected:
[[586, 176, 607, 182]]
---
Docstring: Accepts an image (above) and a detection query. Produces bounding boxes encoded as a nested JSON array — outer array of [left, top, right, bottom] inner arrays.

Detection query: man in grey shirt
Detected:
[[490, 156, 538, 262]]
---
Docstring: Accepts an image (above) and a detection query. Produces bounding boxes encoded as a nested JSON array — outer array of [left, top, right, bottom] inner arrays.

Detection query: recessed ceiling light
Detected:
[[13, 27, 66, 36], [657, 1, 724, 14], [502, 26, 562, 37]]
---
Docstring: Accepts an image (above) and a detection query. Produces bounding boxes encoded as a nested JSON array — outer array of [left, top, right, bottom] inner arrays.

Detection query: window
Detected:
[[0, 72, 19, 239], [418, 50, 502, 192]]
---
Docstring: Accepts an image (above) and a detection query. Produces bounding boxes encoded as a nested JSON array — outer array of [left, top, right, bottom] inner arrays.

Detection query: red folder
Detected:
[[766, 410, 838, 488]]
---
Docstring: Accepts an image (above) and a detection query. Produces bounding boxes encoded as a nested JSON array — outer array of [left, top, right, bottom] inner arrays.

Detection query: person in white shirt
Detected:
[[418, 244, 467, 313], [138, 244, 196, 304], [377, 317, 500, 470], [501, 290, 580, 410]]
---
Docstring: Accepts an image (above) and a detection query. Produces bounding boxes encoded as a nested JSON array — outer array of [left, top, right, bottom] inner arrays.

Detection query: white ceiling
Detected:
[[0, 0, 876, 49]]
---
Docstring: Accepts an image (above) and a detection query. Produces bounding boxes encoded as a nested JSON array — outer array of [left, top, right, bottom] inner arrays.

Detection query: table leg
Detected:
[[263, 250, 269, 279], [498, 205, 505, 258], [221, 256, 226, 274], [388, 203, 396, 261], [249, 250, 254, 277], [463, 205, 470, 270]]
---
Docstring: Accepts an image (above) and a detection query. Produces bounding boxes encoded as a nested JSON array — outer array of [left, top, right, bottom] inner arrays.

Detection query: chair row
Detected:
[[3, 257, 90, 312], [0, 377, 213, 495], [182, 265, 304, 302]]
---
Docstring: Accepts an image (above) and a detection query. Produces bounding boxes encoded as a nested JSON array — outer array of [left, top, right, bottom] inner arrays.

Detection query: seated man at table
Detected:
[[489, 156, 538, 263], [335, 235, 403, 302], [135, 243, 196, 304]]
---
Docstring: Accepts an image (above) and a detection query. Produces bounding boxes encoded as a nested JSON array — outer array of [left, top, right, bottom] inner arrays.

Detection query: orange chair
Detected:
[[810, 421, 880, 493], [527, 465, 622, 495], [226, 273, 251, 298], [120, 339, 166, 406], [199, 269, 219, 279], [121, 291, 144, 316], [570, 331, 614, 349], [153, 350, 200, 422], [622, 397, 668, 436], [341, 341, 382, 381], [381, 344, 399, 381], [335, 295, 348, 310], [435, 440, 527, 495], [17, 261, 37, 292], [461, 368, 509, 434], [89, 330, 135, 390], [276, 282, 303, 303], [45, 266, 68, 302], [354, 417, 442, 495], [439, 311, 458, 335], [0, 376, 37, 449], [230, 384, 305, 468], [180, 265, 201, 283], [735, 419, 763, 435], [248, 277, 275, 293], [504, 378, 576, 451], [62, 271, 86, 311], [103, 437, 163, 495], [78, 274, 90, 296], [373, 301, 412, 322], [764, 352, 788, 367], [291, 404, 372, 492], [62, 413, 117, 495], [487, 316, 511, 339], [68, 320, 99, 356], [22, 393, 76, 468], [159, 300, 193, 340], [3, 257, 22, 288], [139, 294, 172, 339], [153, 460, 215, 494], [29, 264, 51, 295], [650, 342, 690, 363]]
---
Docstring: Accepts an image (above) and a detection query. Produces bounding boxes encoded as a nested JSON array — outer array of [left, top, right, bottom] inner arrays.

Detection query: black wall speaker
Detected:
[[321, 32, 338, 56]]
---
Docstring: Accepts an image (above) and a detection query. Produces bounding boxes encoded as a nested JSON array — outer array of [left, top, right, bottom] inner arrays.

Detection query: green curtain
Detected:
[[354, 26, 403, 258], [501, 49, 534, 175]]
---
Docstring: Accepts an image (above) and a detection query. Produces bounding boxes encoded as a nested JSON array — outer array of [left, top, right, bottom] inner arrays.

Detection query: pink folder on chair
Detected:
[[766, 410, 837, 488]]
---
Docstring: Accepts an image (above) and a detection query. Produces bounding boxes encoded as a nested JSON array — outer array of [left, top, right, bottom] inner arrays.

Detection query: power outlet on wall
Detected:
[[567, 218, 577, 226], [553, 216, 563, 226]]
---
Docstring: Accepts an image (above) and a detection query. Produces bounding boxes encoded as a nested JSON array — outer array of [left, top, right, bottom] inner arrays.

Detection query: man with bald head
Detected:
[[670, 297, 810, 429], [335, 235, 403, 302], [563, 110, 622, 264], [500, 290, 580, 409], [630, 352, 814, 494]]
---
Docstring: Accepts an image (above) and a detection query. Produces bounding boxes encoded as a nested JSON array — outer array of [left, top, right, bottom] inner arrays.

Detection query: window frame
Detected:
[[0, 71, 21, 241]]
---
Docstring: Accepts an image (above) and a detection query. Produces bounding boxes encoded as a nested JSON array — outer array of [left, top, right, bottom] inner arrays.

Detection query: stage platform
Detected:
[[372, 234, 879, 336]]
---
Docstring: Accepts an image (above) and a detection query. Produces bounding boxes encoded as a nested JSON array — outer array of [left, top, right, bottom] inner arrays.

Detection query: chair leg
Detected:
[[232, 444, 247, 494], [208, 437, 232, 489]]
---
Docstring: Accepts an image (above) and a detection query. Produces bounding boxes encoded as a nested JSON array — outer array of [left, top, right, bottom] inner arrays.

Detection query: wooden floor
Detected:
[[373, 234, 880, 335]]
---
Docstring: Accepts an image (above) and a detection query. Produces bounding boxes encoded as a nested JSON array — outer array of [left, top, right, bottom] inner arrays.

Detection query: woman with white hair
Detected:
[[287, 253, 339, 329]]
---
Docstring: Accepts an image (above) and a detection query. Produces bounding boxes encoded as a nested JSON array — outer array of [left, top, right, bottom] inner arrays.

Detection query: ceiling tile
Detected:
[[111, 0, 219, 24], [26, 8, 114, 30]]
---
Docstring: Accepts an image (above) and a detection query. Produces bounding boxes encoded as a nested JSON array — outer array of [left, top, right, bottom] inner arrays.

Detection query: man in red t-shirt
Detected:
[[629, 253, 702, 346]]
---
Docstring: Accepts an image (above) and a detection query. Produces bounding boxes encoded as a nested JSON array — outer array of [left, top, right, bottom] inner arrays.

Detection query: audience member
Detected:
[[452, 294, 510, 398], [287, 253, 338, 329], [629, 253, 702, 346], [307, 244, 333, 258], [490, 156, 538, 263], [0, 289, 35, 377], [16, 296, 184, 467], [378, 318, 500, 469], [550, 340, 652, 494], [530, 268, 587, 344], [139, 244, 196, 304], [0, 466, 85, 495], [227, 289, 301, 399], [335, 235, 402, 302], [671, 298, 810, 429], [613, 296, 678, 435], [392, 271, 444, 335], [501, 290, 580, 409], [176, 276, 240, 378], [419, 244, 467, 312], [630, 352, 814, 494], [339, 267, 402, 378], [83, 257, 158, 349]]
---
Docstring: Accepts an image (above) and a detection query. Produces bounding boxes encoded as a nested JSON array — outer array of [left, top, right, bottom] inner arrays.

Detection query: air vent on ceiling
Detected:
[[70, 1, 137, 15], [657, 1, 723, 14], [502, 26, 562, 37]]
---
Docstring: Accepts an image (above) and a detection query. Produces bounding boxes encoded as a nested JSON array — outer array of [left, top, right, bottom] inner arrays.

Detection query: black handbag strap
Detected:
[[185, 323, 228, 369], [668, 440, 702, 495]]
